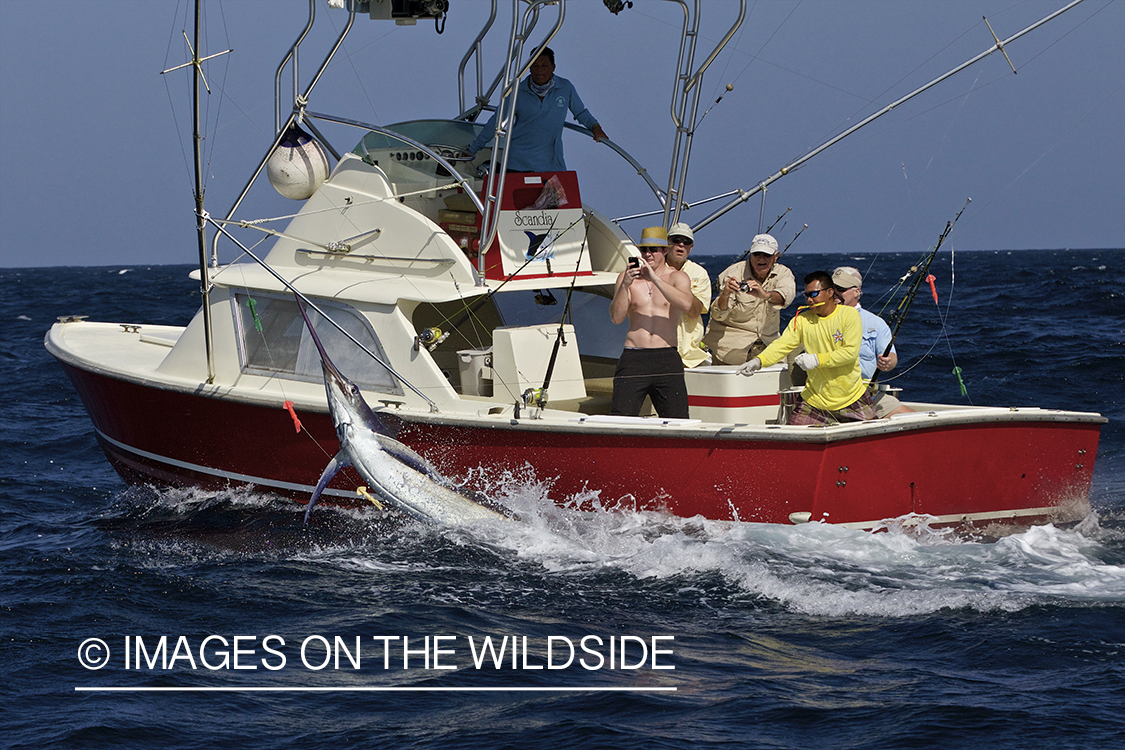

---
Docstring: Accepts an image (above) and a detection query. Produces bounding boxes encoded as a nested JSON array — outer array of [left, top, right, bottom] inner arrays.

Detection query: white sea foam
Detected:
[[456, 479, 1125, 618], [114, 478, 1125, 618]]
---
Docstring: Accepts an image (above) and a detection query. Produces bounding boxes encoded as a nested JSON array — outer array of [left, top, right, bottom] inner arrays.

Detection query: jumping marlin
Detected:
[[297, 299, 512, 525]]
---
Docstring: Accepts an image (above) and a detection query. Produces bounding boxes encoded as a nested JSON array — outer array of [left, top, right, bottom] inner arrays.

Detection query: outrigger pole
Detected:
[[691, 0, 1088, 233], [870, 198, 970, 384]]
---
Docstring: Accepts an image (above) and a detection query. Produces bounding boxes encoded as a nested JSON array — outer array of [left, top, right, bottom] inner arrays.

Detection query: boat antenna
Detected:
[[161, 1, 231, 385], [871, 198, 970, 384]]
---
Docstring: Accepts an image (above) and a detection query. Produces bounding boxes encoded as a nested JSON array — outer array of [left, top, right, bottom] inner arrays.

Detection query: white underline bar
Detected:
[[76, 686, 677, 692]]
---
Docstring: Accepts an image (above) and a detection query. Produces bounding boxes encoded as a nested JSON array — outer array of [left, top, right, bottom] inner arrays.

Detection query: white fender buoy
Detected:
[[267, 125, 330, 200]]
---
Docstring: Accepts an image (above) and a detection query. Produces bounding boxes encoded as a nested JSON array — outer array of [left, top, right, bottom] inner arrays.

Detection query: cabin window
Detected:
[[233, 293, 401, 394]]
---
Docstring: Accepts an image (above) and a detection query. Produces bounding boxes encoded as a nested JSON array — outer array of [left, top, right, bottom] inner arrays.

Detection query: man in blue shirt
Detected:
[[468, 48, 605, 173], [832, 267, 914, 418]]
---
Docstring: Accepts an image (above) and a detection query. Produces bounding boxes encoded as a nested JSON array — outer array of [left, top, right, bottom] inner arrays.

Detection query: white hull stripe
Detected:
[[835, 504, 1082, 530], [93, 428, 352, 500]]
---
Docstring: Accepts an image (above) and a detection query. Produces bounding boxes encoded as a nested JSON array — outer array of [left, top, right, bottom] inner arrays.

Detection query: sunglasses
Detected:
[[669, 236, 693, 245], [804, 288, 831, 299]]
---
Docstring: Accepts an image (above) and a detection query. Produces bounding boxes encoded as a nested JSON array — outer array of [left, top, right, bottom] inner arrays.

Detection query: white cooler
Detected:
[[684, 364, 789, 424]]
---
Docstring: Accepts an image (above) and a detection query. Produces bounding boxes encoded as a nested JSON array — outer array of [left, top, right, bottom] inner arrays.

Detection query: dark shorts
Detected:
[[610, 347, 689, 419], [788, 390, 877, 426]]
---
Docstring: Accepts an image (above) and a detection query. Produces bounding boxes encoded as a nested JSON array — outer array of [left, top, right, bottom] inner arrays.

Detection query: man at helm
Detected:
[[468, 47, 606, 173]]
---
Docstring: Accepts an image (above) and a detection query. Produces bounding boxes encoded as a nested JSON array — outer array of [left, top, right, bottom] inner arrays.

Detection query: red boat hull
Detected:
[[60, 361, 1100, 530]]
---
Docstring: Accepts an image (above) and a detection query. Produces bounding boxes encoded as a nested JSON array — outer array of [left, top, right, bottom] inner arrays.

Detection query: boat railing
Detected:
[[210, 1, 358, 267], [456, 0, 500, 122], [305, 112, 488, 218], [661, 0, 745, 228], [475, 1, 567, 276], [273, 0, 316, 134], [562, 123, 667, 208]]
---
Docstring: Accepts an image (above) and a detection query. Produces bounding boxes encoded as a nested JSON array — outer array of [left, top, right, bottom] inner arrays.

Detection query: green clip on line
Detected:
[[247, 297, 263, 333], [952, 366, 968, 397]]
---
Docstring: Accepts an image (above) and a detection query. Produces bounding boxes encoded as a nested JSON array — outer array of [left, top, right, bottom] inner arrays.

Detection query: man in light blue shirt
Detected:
[[468, 48, 605, 173], [833, 266, 914, 417]]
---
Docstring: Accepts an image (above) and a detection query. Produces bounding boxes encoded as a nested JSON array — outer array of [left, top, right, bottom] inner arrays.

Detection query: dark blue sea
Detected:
[[3, 249, 1124, 749]]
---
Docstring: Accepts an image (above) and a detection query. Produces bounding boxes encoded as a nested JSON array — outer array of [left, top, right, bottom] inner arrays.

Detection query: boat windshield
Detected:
[[352, 120, 485, 183]]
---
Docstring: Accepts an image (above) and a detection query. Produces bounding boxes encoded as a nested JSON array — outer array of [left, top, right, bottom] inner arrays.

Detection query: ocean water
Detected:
[[3, 249, 1123, 750]]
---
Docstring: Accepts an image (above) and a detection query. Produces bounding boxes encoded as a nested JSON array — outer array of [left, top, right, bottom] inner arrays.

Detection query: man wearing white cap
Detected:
[[609, 226, 696, 418], [665, 222, 712, 368], [832, 266, 913, 418], [702, 233, 795, 365]]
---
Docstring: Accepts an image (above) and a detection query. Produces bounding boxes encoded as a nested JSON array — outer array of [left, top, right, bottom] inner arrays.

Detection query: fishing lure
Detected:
[[247, 297, 263, 333], [952, 366, 968, 397], [283, 400, 302, 433]]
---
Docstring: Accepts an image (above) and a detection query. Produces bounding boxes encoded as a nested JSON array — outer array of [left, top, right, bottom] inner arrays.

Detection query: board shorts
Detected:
[[788, 390, 877, 426], [871, 389, 904, 419], [610, 347, 689, 419]]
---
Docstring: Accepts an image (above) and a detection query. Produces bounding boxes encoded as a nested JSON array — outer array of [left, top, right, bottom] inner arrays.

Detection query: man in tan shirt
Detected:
[[702, 233, 795, 365], [609, 226, 696, 418]]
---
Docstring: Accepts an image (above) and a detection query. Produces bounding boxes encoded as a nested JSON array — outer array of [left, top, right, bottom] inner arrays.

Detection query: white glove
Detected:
[[737, 358, 761, 376], [795, 353, 819, 371]]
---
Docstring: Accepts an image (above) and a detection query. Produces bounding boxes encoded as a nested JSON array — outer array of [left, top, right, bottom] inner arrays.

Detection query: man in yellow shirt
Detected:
[[738, 270, 876, 425], [665, 222, 711, 368]]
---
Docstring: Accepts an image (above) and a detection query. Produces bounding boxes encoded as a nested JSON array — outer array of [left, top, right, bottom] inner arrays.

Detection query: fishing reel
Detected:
[[521, 387, 547, 409], [414, 326, 450, 352]]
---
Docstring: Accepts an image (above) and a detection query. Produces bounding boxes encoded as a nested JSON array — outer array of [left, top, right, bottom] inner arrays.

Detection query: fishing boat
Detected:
[[45, 0, 1104, 531]]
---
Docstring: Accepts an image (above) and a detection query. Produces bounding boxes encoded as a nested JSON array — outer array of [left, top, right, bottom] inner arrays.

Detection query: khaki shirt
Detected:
[[677, 259, 712, 368], [702, 261, 795, 365]]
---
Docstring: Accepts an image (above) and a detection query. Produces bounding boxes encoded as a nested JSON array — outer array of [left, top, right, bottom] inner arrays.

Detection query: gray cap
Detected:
[[749, 234, 778, 255]]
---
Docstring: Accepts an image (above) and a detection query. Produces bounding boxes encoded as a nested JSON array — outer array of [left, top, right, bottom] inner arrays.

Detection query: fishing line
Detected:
[[1013, 0, 1114, 70], [810, 16, 978, 151], [975, 80, 1124, 220], [200, 0, 234, 193], [322, 5, 396, 125], [723, 1, 802, 96]]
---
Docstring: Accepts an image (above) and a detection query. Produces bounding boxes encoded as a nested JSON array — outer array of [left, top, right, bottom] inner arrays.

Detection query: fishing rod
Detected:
[[776, 223, 808, 262], [733, 208, 792, 264], [691, 0, 1088, 234], [870, 198, 970, 384], [528, 234, 591, 410]]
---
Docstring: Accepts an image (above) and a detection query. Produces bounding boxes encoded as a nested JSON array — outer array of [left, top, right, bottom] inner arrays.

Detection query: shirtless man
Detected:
[[608, 226, 696, 418]]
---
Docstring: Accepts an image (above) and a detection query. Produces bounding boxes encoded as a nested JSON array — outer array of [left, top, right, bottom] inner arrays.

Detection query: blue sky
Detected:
[[1, 0, 1122, 268]]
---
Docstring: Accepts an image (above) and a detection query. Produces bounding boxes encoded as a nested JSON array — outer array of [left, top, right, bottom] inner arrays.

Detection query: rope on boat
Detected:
[[214, 181, 469, 229]]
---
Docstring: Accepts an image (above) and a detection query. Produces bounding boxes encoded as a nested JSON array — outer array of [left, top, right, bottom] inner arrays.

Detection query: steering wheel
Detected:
[[428, 144, 473, 161]]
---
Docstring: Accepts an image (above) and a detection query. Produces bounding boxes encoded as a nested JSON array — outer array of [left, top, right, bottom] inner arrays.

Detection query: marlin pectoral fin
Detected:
[[304, 451, 351, 524], [376, 433, 442, 479]]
